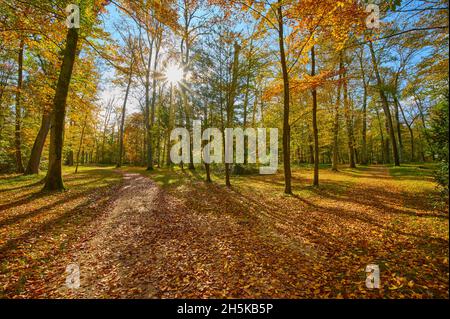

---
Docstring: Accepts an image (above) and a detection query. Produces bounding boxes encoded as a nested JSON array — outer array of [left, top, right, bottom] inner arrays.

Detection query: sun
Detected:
[[165, 63, 184, 85]]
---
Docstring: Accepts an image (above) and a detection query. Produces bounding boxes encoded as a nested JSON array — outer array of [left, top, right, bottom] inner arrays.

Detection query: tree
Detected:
[[224, 41, 241, 187], [310, 45, 319, 185], [44, 27, 79, 191], [14, 39, 25, 173], [428, 88, 449, 196], [116, 36, 136, 168], [369, 40, 400, 166]]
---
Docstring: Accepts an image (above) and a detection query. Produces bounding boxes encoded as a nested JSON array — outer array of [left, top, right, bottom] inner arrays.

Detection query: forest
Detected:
[[0, 0, 448, 299]]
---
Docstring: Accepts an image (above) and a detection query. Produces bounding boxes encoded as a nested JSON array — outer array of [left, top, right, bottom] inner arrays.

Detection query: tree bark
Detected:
[[166, 83, 174, 167], [311, 46, 319, 186], [397, 97, 415, 162], [332, 54, 343, 171], [359, 49, 368, 165], [369, 41, 400, 166], [225, 41, 241, 188], [394, 95, 403, 162], [24, 110, 51, 175], [117, 64, 133, 168], [44, 28, 79, 191], [277, 1, 292, 194], [342, 56, 356, 168], [144, 37, 154, 170], [75, 114, 88, 173], [375, 107, 385, 164], [15, 39, 25, 173]]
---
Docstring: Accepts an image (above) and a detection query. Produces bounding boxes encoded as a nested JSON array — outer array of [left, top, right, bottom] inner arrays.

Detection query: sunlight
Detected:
[[165, 63, 184, 85]]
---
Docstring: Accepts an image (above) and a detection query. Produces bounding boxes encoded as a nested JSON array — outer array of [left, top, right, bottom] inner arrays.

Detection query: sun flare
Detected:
[[165, 64, 184, 85]]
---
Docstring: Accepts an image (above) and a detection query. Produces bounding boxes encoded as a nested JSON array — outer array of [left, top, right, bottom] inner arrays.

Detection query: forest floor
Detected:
[[0, 164, 448, 298]]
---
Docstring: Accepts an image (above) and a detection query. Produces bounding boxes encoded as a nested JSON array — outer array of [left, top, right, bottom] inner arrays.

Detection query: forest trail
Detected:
[[46, 166, 447, 299], [1, 165, 446, 298], [53, 171, 317, 298]]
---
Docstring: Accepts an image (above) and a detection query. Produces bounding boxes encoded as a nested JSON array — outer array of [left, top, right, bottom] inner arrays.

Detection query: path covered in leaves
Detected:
[[50, 172, 319, 298]]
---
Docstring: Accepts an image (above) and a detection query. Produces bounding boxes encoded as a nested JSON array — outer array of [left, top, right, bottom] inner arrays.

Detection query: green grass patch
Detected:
[[389, 163, 437, 180]]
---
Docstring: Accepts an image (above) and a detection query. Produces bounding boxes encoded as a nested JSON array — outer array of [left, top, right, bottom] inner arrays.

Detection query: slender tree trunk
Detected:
[[15, 40, 25, 173], [252, 91, 258, 127], [144, 38, 154, 170], [308, 128, 315, 165], [117, 63, 133, 168], [25, 110, 51, 175], [342, 60, 356, 168], [166, 83, 173, 167], [67, 150, 74, 166], [384, 119, 391, 164], [277, 1, 292, 194], [0, 73, 10, 142], [369, 41, 400, 166], [242, 41, 253, 165], [44, 28, 79, 191], [398, 98, 415, 162], [203, 101, 212, 183], [148, 34, 161, 170], [375, 107, 385, 164], [394, 95, 403, 162], [332, 54, 343, 171], [359, 50, 368, 165], [311, 46, 319, 186], [75, 114, 88, 173], [225, 42, 241, 188]]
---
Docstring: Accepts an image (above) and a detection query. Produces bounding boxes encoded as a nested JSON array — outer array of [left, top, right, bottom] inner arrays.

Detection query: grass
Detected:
[[389, 163, 438, 179], [0, 166, 122, 298]]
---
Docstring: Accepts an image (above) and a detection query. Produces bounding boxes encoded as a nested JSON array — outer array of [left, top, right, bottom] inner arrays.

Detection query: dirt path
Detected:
[[52, 172, 315, 298], [44, 166, 447, 299]]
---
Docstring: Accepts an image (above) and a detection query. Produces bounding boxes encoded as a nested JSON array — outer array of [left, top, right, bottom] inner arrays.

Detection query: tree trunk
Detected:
[[359, 50, 368, 165], [225, 41, 241, 188], [383, 119, 391, 163], [277, 1, 292, 194], [398, 97, 415, 162], [67, 150, 74, 166], [117, 62, 133, 168], [394, 95, 403, 162], [144, 38, 154, 170], [311, 46, 319, 186], [342, 60, 356, 169], [15, 39, 25, 173], [25, 110, 51, 175], [332, 54, 343, 171], [242, 41, 253, 165], [166, 83, 174, 167], [75, 114, 88, 173], [44, 28, 79, 191], [203, 101, 212, 183], [369, 41, 400, 166], [375, 107, 385, 164]]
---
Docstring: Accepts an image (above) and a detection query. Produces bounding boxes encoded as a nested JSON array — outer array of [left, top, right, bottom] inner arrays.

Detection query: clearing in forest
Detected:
[[0, 164, 447, 298]]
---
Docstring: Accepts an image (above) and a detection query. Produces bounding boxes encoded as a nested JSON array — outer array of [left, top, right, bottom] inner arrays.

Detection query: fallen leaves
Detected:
[[0, 165, 448, 299]]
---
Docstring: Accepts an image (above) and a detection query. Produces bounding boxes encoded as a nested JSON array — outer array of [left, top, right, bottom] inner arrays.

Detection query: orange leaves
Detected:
[[287, 0, 366, 51], [119, 0, 180, 32], [263, 69, 340, 101], [0, 164, 448, 298]]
